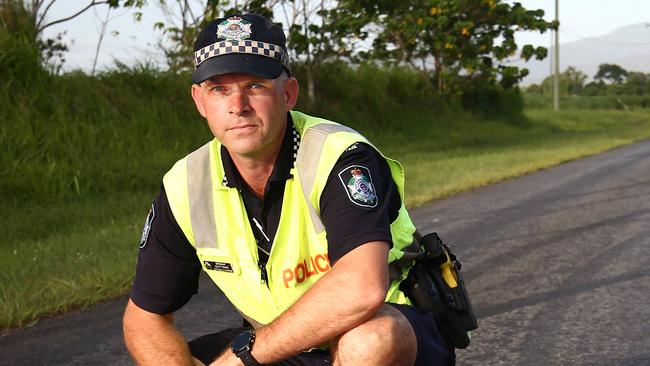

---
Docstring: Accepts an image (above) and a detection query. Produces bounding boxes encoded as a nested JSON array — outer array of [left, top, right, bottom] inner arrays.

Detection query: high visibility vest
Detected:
[[163, 111, 417, 326]]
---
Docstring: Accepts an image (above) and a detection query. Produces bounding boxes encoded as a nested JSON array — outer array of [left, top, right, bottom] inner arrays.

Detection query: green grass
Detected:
[[0, 193, 148, 328], [2, 58, 650, 330], [524, 94, 650, 110], [382, 109, 650, 207], [0, 67, 212, 203]]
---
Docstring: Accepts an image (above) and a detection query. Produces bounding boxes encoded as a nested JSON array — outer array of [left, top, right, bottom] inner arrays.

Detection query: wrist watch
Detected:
[[231, 329, 261, 366]]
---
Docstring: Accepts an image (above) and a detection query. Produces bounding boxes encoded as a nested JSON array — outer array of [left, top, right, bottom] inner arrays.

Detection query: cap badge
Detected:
[[217, 16, 252, 41]]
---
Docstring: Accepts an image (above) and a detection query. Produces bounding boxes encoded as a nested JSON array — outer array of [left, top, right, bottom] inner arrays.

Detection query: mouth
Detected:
[[228, 124, 257, 132]]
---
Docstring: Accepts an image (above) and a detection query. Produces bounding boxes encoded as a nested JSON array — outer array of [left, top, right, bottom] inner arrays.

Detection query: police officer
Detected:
[[122, 13, 453, 366]]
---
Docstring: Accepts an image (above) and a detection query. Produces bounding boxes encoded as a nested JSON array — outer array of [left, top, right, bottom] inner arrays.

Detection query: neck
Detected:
[[230, 127, 286, 198], [228, 121, 288, 199], [231, 154, 275, 199]]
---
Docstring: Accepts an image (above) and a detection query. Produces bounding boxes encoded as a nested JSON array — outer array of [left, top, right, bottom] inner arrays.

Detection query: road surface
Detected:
[[2, 140, 649, 365]]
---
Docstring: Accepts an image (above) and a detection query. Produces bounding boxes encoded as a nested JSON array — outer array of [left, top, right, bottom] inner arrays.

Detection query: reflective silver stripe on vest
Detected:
[[296, 123, 360, 233], [186, 142, 218, 249], [187, 123, 357, 244]]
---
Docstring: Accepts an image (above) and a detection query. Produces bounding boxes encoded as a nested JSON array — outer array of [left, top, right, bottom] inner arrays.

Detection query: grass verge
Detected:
[[381, 109, 650, 206], [0, 192, 150, 329]]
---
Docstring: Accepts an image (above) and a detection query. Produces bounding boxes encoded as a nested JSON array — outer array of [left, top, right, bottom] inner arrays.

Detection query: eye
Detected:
[[210, 85, 226, 92]]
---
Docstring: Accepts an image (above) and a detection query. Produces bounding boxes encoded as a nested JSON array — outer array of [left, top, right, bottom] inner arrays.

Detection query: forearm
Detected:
[[251, 242, 389, 364], [123, 299, 195, 366]]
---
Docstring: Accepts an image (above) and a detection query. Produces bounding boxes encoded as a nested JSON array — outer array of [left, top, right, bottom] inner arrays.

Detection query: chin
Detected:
[[227, 142, 262, 156]]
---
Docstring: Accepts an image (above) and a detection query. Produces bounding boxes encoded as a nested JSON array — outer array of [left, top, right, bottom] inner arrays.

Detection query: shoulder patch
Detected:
[[139, 201, 156, 250], [338, 165, 378, 208]]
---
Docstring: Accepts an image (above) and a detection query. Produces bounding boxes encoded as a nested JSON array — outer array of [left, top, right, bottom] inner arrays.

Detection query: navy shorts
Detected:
[[188, 303, 454, 366]]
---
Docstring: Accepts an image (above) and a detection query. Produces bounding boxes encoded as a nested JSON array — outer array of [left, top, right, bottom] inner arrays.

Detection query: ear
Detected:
[[191, 84, 207, 118], [283, 77, 299, 111]]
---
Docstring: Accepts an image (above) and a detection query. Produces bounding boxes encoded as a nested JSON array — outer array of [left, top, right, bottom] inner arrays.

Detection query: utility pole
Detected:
[[553, 0, 560, 111]]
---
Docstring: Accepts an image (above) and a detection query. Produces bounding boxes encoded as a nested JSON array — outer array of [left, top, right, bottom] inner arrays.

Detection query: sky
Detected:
[[41, 0, 650, 73]]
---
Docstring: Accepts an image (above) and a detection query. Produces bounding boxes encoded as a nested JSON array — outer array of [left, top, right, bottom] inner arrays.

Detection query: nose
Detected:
[[227, 90, 251, 115]]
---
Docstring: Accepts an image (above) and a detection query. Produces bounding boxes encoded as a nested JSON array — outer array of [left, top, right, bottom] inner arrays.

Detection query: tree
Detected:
[[622, 71, 650, 95], [581, 81, 606, 96], [341, 0, 556, 94], [538, 66, 586, 96], [524, 83, 543, 95], [562, 66, 587, 95], [149, 0, 277, 72], [280, 0, 369, 105], [90, 5, 112, 76], [1, 0, 145, 73], [1, 0, 43, 83], [594, 63, 628, 84]]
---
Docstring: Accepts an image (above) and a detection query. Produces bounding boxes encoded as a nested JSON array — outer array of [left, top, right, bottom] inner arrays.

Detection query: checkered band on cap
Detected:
[[194, 40, 290, 70]]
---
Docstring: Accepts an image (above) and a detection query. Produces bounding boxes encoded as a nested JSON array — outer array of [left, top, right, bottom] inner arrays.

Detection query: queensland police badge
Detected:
[[338, 165, 378, 208], [217, 16, 253, 41]]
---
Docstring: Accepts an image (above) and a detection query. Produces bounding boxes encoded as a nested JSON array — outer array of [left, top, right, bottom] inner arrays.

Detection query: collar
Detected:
[[220, 113, 300, 188]]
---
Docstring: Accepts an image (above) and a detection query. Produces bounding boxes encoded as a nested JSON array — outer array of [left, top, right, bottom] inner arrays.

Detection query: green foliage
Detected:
[[0, 193, 146, 329], [7, 0, 557, 110], [0, 0, 46, 86], [0, 64, 211, 204], [103, 0, 554, 104], [345, 0, 555, 93], [533, 66, 588, 96], [2, 0, 147, 74], [523, 94, 650, 110], [622, 72, 650, 95], [527, 64, 650, 100], [285, 3, 369, 66], [292, 62, 453, 128], [594, 63, 628, 84], [581, 81, 607, 96], [148, 0, 274, 72], [461, 80, 524, 120]]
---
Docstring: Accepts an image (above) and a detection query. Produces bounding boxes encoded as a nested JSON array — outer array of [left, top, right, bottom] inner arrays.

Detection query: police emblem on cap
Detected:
[[217, 16, 252, 41], [338, 165, 378, 208]]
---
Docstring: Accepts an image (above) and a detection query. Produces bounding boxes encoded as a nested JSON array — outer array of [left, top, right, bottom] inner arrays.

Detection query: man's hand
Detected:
[[249, 241, 391, 364]]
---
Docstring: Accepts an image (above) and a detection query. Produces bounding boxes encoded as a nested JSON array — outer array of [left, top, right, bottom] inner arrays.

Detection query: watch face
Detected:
[[232, 330, 254, 352]]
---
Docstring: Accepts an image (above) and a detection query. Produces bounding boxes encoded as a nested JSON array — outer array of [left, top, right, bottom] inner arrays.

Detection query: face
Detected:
[[191, 73, 299, 161]]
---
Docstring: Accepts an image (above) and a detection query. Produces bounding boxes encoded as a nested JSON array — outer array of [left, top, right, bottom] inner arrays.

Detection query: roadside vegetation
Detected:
[[525, 63, 650, 110], [2, 0, 650, 330]]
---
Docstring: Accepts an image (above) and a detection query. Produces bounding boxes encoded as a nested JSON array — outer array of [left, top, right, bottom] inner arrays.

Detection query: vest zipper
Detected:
[[252, 218, 271, 287], [259, 261, 269, 286]]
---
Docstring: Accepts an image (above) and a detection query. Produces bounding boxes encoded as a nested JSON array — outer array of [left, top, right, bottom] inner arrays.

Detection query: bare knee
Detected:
[[331, 304, 417, 366]]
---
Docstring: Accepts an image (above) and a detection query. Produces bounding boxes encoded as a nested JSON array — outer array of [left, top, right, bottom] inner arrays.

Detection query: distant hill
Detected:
[[516, 23, 650, 86]]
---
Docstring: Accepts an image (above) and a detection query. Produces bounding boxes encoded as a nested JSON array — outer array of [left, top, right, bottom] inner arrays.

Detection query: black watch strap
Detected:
[[232, 330, 261, 366], [236, 350, 261, 366]]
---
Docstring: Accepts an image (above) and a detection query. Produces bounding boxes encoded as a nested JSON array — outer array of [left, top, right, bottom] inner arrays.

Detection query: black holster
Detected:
[[399, 232, 478, 349]]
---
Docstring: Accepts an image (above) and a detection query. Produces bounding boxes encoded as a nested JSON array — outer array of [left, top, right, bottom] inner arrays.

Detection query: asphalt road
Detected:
[[2, 140, 649, 366]]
